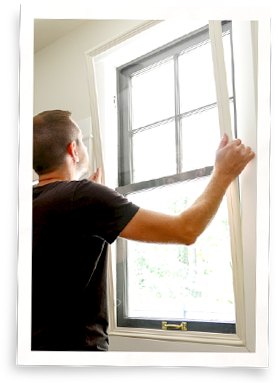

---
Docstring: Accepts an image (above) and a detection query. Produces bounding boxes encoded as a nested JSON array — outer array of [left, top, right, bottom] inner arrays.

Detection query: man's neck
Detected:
[[36, 177, 64, 187], [37, 167, 76, 187]]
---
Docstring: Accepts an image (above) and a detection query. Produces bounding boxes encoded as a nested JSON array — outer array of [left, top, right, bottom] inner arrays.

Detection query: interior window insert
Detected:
[[116, 21, 237, 334]]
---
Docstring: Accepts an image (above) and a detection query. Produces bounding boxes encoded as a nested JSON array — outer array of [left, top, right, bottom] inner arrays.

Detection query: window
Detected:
[[116, 21, 237, 334]]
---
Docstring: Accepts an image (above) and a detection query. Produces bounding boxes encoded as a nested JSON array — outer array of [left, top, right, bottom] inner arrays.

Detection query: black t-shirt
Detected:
[[32, 179, 139, 351]]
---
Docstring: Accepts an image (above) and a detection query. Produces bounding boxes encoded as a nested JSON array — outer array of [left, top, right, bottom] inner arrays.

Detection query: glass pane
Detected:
[[179, 41, 217, 113], [179, 33, 233, 113], [126, 177, 235, 323], [181, 107, 220, 172], [132, 122, 176, 183], [181, 102, 235, 172], [131, 59, 175, 129]]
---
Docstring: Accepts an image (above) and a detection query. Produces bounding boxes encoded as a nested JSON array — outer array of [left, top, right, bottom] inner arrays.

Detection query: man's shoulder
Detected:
[[33, 179, 120, 207], [72, 179, 122, 202], [33, 179, 97, 195]]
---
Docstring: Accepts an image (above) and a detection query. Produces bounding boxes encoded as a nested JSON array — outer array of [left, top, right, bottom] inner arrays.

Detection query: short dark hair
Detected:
[[33, 110, 80, 175]]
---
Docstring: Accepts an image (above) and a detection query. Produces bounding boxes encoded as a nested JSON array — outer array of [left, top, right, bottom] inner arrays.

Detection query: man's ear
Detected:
[[67, 141, 79, 163]]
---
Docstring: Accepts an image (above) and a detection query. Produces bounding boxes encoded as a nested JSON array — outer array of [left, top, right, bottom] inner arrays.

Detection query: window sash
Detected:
[[116, 21, 236, 333], [117, 21, 234, 187], [116, 165, 214, 196], [116, 222, 236, 335]]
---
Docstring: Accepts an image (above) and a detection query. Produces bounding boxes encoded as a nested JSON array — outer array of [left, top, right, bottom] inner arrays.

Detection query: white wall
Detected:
[[33, 19, 145, 182], [34, 19, 145, 121]]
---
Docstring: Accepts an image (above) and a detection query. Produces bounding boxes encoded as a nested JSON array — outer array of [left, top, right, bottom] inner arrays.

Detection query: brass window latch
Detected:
[[162, 321, 187, 331]]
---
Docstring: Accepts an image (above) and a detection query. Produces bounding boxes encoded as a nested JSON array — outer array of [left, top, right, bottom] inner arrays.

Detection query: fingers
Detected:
[[94, 168, 103, 184], [230, 139, 255, 159], [235, 142, 255, 167], [243, 145, 252, 155], [245, 146, 255, 160], [217, 133, 229, 150], [89, 168, 103, 183], [229, 138, 241, 147], [218, 135, 242, 150]]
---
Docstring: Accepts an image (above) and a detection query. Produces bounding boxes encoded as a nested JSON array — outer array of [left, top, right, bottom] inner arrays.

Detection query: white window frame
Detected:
[[115, 21, 237, 335], [84, 19, 268, 354]]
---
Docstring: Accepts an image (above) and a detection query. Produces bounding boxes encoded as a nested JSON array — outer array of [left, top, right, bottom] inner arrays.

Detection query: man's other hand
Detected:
[[89, 168, 103, 184]]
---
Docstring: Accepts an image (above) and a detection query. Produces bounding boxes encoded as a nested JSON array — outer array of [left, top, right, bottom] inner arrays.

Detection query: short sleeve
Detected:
[[71, 179, 139, 244]]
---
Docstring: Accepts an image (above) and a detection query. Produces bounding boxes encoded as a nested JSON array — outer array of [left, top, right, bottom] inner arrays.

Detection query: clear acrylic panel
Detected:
[[126, 177, 235, 322], [131, 59, 175, 130], [132, 122, 176, 183]]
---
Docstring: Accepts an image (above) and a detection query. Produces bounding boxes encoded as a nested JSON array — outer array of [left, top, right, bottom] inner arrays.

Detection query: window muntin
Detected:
[[116, 21, 236, 334]]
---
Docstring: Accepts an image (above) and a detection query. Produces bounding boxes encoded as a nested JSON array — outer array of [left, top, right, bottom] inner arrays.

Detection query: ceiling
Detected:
[[34, 19, 90, 53]]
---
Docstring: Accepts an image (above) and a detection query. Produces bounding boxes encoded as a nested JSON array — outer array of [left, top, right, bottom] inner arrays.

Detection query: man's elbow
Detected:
[[177, 226, 198, 246], [176, 218, 198, 246], [183, 233, 197, 246], [186, 236, 197, 246]]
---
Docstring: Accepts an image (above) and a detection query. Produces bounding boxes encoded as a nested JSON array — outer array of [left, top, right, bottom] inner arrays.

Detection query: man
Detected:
[[32, 109, 255, 351]]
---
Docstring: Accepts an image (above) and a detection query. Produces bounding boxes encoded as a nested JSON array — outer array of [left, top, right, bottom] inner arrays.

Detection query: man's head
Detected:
[[33, 110, 89, 178]]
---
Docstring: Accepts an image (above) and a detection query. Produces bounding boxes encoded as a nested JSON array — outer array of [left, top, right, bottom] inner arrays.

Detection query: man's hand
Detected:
[[213, 133, 255, 184], [89, 168, 103, 184]]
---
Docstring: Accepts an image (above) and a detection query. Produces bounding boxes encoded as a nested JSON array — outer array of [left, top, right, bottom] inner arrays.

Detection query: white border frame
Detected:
[[209, 20, 246, 346], [18, 4, 270, 366]]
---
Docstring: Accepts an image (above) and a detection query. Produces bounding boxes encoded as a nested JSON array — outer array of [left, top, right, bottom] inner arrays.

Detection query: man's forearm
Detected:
[[178, 171, 232, 244]]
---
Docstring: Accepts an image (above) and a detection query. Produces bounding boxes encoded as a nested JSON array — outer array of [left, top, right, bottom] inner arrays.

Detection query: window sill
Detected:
[[108, 326, 247, 349]]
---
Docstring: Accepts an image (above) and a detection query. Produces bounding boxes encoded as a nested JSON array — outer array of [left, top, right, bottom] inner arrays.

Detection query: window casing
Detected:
[[116, 21, 238, 334]]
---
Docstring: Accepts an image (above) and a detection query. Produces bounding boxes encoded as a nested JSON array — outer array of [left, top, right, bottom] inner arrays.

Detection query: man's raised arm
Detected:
[[119, 133, 255, 245]]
